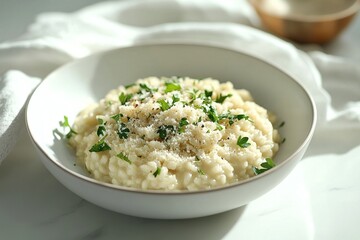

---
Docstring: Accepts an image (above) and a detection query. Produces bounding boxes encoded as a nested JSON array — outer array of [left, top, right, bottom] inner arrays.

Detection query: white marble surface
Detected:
[[1, 3, 360, 240]]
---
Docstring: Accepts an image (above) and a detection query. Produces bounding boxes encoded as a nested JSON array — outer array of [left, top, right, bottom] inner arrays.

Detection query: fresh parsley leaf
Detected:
[[197, 168, 205, 175], [164, 82, 181, 93], [139, 83, 157, 93], [203, 105, 219, 122], [157, 125, 175, 140], [215, 123, 223, 131], [157, 99, 170, 111], [234, 114, 251, 122], [153, 167, 161, 177], [252, 158, 276, 175], [125, 83, 136, 89], [219, 113, 251, 125], [179, 117, 189, 127], [89, 135, 111, 152], [204, 90, 213, 98], [97, 125, 106, 137], [178, 117, 189, 133], [202, 95, 213, 105], [111, 113, 123, 122], [96, 118, 107, 137], [119, 92, 133, 105], [237, 136, 251, 148], [116, 152, 131, 164], [117, 123, 130, 139], [97, 118, 104, 124], [188, 89, 199, 103], [59, 115, 77, 139], [157, 95, 180, 111], [215, 93, 232, 103], [172, 94, 180, 104]]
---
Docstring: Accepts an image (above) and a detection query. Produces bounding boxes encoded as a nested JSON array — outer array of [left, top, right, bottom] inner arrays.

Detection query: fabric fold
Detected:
[[0, 71, 40, 162]]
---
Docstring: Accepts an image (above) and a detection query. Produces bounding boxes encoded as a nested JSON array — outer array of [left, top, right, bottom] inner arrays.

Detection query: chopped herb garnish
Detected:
[[157, 99, 170, 111], [59, 115, 77, 139], [237, 136, 251, 148], [139, 83, 157, 93], [203, 105, 219, 122], [157, 125, 175, 140], [215, 123, 224, 131], [202, 95, 213, 105], [195, 156, 200, 162], [179, 117, 189, 127], [219, 113, 251, 125], [204, 90, 213, 98], [117, 123, 130, 139], [96, 118, 106, 137], [116, 152, 131, 164], [111, 113, 123, 122], [164, 82, 181, 93], [188, 89, 199, 103], [178, 117, 189, 133], [96, 125, 106, 137], [89, 135, 111, 152], [97, 118, 104, 125], [252, 158, 276, 175], [281, 138, 286, 144], [172, 94, 180, 104], [125, 83, 136, 89], [157, 95, 180, 111], [279, 121, 285, 128], [119, 92, 133, 105], [215, 93, 232, 103], [197, 168, 205, 175], [153, 167, 161, 177]]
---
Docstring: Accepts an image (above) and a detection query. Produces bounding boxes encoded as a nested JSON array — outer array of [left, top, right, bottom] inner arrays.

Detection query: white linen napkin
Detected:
[[0, 71, 40, 161]]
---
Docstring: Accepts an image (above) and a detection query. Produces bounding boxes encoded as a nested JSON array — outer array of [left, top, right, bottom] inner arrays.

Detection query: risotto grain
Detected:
[[68, 77, 281, 191]]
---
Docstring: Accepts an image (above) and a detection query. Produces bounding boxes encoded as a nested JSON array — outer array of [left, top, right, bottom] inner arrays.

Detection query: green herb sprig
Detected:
[[119, 92, 133, 105], [215, 93, 232, 103], [164, 82, 181, 93], [178, 117, 189, 133], [139, 83, 157, 93], [153, 167, 161, 177], [157, 125, 176, 140], [89, 135, 111, 152], [96, 118, 107, 137], [117, 152, 131, 164], [237, 136, 251, 148], [219, 113, 251, 125], [252, 158, 276, 175], [157, 94, 180, 111], [59, 115, 77, 139], [117, 123, 130, 139]]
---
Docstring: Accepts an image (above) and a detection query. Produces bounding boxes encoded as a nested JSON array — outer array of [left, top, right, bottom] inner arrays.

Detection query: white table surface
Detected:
[[1, 2, 360, 240]]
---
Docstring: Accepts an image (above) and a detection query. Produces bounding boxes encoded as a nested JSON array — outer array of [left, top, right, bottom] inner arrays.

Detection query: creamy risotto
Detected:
[[68, 77, 281, 191]]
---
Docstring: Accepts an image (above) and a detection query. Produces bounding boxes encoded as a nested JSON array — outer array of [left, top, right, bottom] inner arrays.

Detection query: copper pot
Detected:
[[249, 0, 360, 44]]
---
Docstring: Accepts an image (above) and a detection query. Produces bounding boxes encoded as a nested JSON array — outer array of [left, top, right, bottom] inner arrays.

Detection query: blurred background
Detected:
[[0, 0, 105, 42], [1, 0, 359, 43]]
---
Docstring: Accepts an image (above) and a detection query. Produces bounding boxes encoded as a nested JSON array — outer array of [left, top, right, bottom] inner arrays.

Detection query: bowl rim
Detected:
[[25, 43, 317, 196], [249, 0, 360, 22]]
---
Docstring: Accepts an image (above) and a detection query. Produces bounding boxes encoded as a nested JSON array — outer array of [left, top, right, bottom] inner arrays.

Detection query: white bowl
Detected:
[[26, 44, 316, 219]]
